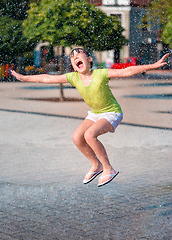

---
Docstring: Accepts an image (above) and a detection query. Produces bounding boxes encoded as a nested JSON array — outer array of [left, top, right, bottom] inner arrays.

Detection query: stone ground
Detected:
[[0, 71, 172, 239]]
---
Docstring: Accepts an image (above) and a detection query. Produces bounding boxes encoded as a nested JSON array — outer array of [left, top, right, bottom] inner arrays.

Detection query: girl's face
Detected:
[[70, 48, 93, 74]]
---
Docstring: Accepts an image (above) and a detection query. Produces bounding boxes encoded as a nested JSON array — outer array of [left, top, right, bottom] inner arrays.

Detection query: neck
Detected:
[[79, 68, 93, 77]]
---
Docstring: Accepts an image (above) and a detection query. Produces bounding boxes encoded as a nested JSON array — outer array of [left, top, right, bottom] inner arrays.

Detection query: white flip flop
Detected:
[[83, 170, 103, 184], [98, 171, 119, 187]]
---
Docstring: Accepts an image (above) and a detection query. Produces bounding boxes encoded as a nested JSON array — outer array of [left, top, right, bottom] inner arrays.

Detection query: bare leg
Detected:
[[72, 119, 103, 179], [84, 118, 117, 184]]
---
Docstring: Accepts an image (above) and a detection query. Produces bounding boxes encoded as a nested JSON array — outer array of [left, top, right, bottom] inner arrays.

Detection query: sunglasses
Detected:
[[70, 48, 90, 58]]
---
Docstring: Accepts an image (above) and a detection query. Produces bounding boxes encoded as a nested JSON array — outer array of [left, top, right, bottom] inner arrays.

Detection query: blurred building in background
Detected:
[[87, 0, 168, 67]]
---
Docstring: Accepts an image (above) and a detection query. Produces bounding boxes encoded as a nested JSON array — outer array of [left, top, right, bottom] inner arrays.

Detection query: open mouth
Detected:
[[76, 60, 83, 68]]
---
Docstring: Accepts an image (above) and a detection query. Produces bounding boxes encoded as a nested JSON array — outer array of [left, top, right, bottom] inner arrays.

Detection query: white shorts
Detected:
[[85, 111, 123, 133]]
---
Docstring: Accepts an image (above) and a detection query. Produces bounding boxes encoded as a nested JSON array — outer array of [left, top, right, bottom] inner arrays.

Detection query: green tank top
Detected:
[[66, 69, 122, 114]]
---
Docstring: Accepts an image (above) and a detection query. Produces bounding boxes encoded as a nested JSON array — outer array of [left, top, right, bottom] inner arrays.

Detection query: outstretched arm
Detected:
[[11, 70, 68, 84], [108, 53, 170, 78]]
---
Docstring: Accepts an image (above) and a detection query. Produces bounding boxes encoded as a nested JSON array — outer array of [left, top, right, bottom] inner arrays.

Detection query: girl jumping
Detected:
[[11, 48, 169, 187]]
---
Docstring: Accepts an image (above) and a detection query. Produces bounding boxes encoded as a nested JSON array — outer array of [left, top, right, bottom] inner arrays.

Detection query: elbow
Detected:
[[124, 70, 133, 77], [43, 74, 51, 83]]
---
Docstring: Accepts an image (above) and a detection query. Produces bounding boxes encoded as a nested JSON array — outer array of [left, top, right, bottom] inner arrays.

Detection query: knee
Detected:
[[72, 131, 83, 147], [84, 130, 95, 145]]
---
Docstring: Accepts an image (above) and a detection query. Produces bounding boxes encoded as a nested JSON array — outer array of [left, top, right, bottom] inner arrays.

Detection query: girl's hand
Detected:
[[11, 70, 26, 82], [153, 53, 170, 69]]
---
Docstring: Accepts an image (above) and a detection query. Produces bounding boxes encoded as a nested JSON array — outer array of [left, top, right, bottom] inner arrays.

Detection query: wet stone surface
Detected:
[[1, 182, 172, 240], [0, 111, 172, 240]]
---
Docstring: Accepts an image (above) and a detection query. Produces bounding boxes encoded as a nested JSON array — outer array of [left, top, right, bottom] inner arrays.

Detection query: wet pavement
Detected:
[[0, 71, 172, 239]]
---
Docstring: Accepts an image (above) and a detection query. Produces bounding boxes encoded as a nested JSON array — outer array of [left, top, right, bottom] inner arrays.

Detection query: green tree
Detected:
[[0, 0, 35, 65], [161, 8, 172, 48], [0, 0, 29, 20], [23, 0, 126, 100], [0, 16, 35, 64], [23, 0, 126, 51], [139, 0, 172, 42]]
